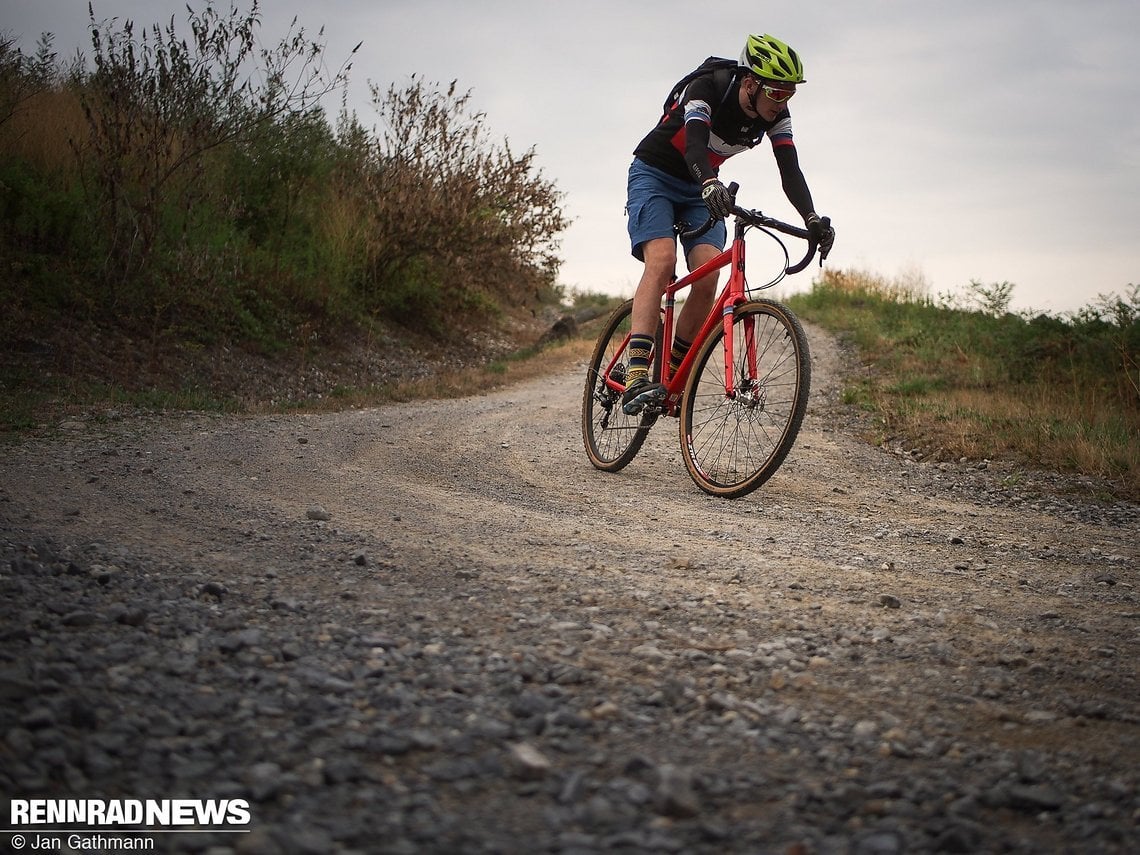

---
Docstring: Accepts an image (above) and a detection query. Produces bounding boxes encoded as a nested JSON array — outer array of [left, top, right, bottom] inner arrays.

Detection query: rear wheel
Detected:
[[679, 299, 810, 498], [582, 300, 658, 471]]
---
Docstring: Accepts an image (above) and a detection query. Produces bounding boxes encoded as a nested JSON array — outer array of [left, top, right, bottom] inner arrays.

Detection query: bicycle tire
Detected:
[[679, 299, 811, 498], [581, 299, 658, 472]]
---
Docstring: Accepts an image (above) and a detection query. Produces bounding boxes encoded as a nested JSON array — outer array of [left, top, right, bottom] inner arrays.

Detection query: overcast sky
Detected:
[[6, 0, 1139, 313]]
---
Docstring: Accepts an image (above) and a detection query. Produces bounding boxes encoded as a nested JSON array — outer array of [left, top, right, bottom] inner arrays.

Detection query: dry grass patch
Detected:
[[789, 270, 1140, 500]]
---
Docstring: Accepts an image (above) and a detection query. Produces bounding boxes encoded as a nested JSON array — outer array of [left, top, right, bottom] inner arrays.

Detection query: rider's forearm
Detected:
[[774, 144, 815, 219], [684, 120, 716, 184]]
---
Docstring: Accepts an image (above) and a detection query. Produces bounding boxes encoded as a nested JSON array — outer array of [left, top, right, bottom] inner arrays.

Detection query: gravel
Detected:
[[1, 322, 1137, 854]]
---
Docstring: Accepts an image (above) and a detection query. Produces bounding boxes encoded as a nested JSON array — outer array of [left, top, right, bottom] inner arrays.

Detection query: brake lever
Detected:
[[817, 215, 833, 265]]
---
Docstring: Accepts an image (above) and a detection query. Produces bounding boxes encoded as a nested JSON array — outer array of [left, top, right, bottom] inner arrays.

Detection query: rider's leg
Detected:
[[622, 158, 725, 414], [620, 237, 676, 414], [630, 237, 676, 341], [671, 242, 721, 368], [625, 236, 677, 387]]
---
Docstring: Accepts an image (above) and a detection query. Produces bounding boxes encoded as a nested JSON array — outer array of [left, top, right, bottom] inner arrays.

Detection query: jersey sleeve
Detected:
[[679, 75, 722, 183], [679, 74, 721, 127], [773, 143, 814, 219], [766, 113, 795, 149]]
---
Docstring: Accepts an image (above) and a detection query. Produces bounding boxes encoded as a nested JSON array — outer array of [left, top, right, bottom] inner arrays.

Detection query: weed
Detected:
[[789, 270, 1140, 499], [1, 2, 570, 429]]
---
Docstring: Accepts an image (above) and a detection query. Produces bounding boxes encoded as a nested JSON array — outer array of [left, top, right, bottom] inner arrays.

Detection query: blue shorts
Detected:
[[626, 158, 726, 262]]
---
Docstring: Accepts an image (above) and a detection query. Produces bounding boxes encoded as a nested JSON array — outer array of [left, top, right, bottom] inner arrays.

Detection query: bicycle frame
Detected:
[[660, 224, 750, 409], [599, 220, 751, 417], [582, 191, 821, 496]]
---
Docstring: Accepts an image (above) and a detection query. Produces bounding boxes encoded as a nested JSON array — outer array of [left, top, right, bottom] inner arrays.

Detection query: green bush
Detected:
[[789, 271, 1139, 496], [343, 76, 568, 329], [0, 1, 569, 350]]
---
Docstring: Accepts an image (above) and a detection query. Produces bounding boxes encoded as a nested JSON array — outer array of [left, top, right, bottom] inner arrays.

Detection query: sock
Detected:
[[625, 333, 655, 386], [669, 335, 692, 374]]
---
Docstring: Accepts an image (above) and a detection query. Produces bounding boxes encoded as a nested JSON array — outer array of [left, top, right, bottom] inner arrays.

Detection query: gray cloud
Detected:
[[6, 0, 1138, 311]]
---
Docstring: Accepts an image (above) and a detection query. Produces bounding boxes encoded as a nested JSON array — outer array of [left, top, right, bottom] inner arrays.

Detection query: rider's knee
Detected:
[[638, 246, 677, 293], [641, 239, 676, 268]]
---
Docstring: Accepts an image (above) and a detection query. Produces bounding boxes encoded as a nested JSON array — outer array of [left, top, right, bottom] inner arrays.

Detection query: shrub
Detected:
[[789, 270, 1139, 496], [345, 76, 569, 329], [75, 1, 354, 311]]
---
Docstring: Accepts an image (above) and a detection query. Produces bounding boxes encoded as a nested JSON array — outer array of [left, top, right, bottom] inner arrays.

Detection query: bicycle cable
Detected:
[[744, 224, 791, 296]]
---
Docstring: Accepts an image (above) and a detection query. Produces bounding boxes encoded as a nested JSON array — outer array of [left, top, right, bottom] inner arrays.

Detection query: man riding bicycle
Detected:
[[621, 33, 836, 415]]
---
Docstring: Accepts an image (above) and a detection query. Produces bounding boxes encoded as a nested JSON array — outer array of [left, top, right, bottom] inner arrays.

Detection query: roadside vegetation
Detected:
[[1, 2, 568, 430], [2, 4, 1136, 501], [787, 271, 1140, 500]]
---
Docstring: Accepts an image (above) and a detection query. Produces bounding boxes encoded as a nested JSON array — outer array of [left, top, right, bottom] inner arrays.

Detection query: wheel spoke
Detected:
[[581, 300, 656, 471], [680, 301, 810, 498]]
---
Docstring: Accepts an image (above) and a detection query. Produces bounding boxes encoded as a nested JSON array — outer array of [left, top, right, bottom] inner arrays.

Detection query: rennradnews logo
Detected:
[[10, 798, 251, 827]]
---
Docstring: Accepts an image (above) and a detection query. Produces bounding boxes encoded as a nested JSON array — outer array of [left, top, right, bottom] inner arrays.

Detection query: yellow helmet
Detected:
[[740, 33, 805, 84]]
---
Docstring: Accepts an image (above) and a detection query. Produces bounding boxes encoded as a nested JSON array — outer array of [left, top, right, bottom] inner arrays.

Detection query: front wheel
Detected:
[[679, 299, 811, 498], [582, 299, 658, 472]]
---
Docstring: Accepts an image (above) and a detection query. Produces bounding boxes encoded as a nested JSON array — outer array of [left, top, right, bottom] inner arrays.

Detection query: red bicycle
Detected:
[[581, 185, 827, 498]]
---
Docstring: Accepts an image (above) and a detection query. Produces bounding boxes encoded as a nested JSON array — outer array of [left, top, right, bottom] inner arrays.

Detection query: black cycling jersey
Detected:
[[633, 66, 814, 218]]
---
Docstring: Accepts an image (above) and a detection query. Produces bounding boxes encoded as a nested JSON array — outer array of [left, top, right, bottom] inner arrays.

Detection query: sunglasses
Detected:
[[760, 84, 796, 103]]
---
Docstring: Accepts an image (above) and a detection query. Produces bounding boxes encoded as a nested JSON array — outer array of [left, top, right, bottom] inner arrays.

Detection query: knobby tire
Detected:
[[679, 299, 811, 498], [581, 299, 658, 472]]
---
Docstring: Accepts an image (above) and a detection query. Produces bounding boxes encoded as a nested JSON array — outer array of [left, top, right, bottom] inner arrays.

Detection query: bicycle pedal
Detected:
[[621, 385, 666, 416]]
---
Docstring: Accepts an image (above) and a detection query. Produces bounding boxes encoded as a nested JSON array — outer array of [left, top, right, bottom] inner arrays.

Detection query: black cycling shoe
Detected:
[[621, 379, 666, 415]]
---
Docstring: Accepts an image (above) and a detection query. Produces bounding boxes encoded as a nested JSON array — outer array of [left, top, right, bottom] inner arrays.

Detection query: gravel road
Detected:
[[2, 322, 1137, 854]]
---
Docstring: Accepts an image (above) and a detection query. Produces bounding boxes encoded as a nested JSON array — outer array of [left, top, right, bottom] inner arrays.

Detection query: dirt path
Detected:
[[2, 322, 1137, 853]]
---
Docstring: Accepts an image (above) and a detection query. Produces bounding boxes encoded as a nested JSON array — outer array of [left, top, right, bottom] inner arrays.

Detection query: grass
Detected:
[[6, 263, 1138, 507], [0, 368, 241, 438], [787, 269, 1140, 501], [0, 305, 605, 442], [280, 336, 596, 415]]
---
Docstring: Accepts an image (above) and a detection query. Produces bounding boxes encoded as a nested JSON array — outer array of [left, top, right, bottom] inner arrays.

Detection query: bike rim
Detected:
[[582, 301, 653, 469], [682, 303, 808, 495]]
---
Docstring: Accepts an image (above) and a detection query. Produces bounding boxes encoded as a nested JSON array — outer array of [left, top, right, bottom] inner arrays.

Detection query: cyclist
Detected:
[[621, 33, 836, 415]]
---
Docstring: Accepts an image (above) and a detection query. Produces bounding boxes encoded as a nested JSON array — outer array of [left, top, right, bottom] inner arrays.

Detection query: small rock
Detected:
[[631, 643, 671, 662], [245, 762, 284, 801], [655, 764, 699, 818], [508, 742, 551, 780], [61, 611, 99, 627], [115, 607, 148, 627], [853, 830, 904, 855], [1008, 783, 1064, 812]]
